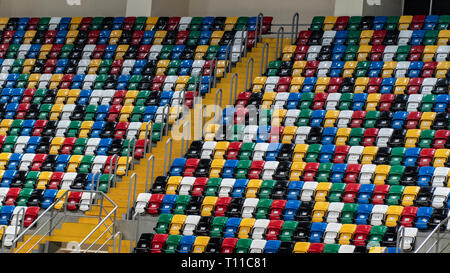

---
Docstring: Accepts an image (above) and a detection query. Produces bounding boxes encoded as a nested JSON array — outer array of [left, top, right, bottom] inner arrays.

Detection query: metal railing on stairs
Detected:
[[414, 215, 450, 253]]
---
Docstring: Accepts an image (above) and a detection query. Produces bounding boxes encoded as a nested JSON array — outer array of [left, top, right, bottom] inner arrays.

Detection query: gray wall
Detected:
[[0, 0, 128, 17], [151, 0, 189, 17], [363, 0, 403, 16]]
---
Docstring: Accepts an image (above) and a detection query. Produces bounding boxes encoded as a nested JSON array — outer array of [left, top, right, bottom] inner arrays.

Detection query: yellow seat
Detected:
[[422, 45, 438, 62], [116, 157, 130, 176], [22, 59, 36, 74], [237, 218, 256, 239], [49, 74, 64, 89], [293, 144, 309, 162], [398, 15, 413, 30], [289, 76, 305, 92], [436, 61, 450, 78], [224, 17, 238, 31], [119, 105, 134, 122], [210, 159, 226, 178], [245, 179, 263, 198], [69, 17, 82, 30], [381, 61, 397, 78], [342, 61, 357, 77], [79, 121, 94, 138], [49, 137, 65, 155], [366, 93, 381, 111], [393, 77, 409, 94], [282, 126, 297, 144], [335, 128, 351, 146], [168, 106, 181, 125], [323, 16, 337, 30], [437, 30, 450, 45], [200, 196, 218, 216], [369, 246, 387, 253], [27, 73, 41, 88], [65, 30, 79, 44], [354, 77, 369, 93], [312, 201, 329, 222], [109, 30, 123, 44], [315, 182, 332, 202], [175, 76, 190, 90], [289, 162, 306, 180], [361, 146, 378, 164], [54, 190, 68, 210], [55, 88, 69, 104], [203, 124, 220, 141], [338, 224, 357, 245], [115, 44, 129, 60], [324, 110, 339, 127], [401, 186, 420, 206], [153, 30, 167, 45], [38, 44, 53, 59], [23, 30, 37, 44], [385, 206, 404, 227], [37, 171, 53, 189], [360, 30, 374, 45], [419, 112, 436, 129], [166, 176, 182, 195], [66, 155, 83, 172], [0, 18, 9, 30], [433, 149, 450, 167], [0, 119, 13, 135], [49, 104, 64, 121], [271, 109, 287, 126], [405, 129, 421, 148], [282, 45, 297, 61], [192, 236, 210, 253], [214, 141, 230, 159], [292, 61, 307, 77], [145, 17, 159, 30], [293, 242, 310, 253], [169, 214, 187, 235], [314, 77, 330, 93], [210, 31, 224, 46], [374, 165, 391, 185], [357, 45, 372, 61], [0, 153, 11, 169]]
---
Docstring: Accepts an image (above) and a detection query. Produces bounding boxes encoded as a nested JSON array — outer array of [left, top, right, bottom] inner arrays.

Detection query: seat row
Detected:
[[309, 15, 450, 31], [0, 16, 273, 33], [135, 232, 415, 253]]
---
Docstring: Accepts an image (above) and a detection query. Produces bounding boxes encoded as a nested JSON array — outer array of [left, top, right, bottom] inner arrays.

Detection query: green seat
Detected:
[[173, 195, 191, 214], [363, 111, 380, 128], [121, 138, 136, 156], [341, 203, 358, 224], [299, 92, 315, 110], [135, 90, 151, 106], [305, 144, 322, 162], [204, 178, 221, 196], [6, 44, 20, 58], [235, 160, 252, 179], [93, 74, 107, 89], [437, 15, 450, 30], [186, 30, 201, 47], [59, 44, 74, 59], [90, 17, 104, 30], [343, 44, 359, 60], [258, 109, 272, 125], [2, 136, 18, 153], [186, 76, 200, 91], [67, 121, 82, 137], [16, 188, 33, 206], [235, 238, 252, 253], [32, 89, 47, 104], [348, 128, 364, 146], [387, 166, 405, 185], [9, 120, 24, 136], [167, 60, 181, 75], [296, 109, 313, 127], [159, 45, 174, 60], [423, 30, 439, 45], [317, 163, 333, 182], [16, 74, 30, 88], [279, 221, 298, 242], [151, 122, 166, 142], [347, 16, 362, 30], [310, 16, 325, 31], [323, 243, 340, 253], [258, 180, 276, 199], [205, 45, 219, 60], [210, 216, 228, 237], [164, 234, 183, 253], [24, 171, 40, 188], [230, 124, 244, 141], [238, 143, 255, 160], [254, 198, 273, 219], [78, 155, 95, 173], [420, 94, 436, 112], [134, 17, 147, 30], [386, 185, 404, 205], [235, 17, 250, 31], [11, 60, 24, 73], [73, 138, 88, 155], [155, 213, 173, 234], [98, 59, 112, 74], [396, 45, 411, 61], [328, 183, 346, 202], [385, 16, 400, 31], [130, 106, 146, 122], [390, 147, 406, 166], [339, 93, 354, 110], [354, 61, 370, 77], [98, 174, 112, 193], [266, 60, 281, 76], [37, 17, 51, 31], [189, 17, 203, 31], [418, 129, 435, 148], [367, 225, 387, 247], [127, 75, 143, 90], [346, 31, 361, 45]]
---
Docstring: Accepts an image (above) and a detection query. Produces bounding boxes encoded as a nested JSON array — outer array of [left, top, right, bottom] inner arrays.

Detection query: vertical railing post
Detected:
[[145, 155, 155, 193], [163, 138, 173, 175], [291, 12, 299, 44], [229, 73, 238, 106], [143, 121, 153, 158], [276, 27, 284, 60], [126, 173, 138, 220], [260, 42, 269, 76], [245, 57, 254, 91]]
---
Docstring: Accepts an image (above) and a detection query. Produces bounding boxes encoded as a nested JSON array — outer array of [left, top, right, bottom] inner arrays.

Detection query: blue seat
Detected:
[[160, 194, 178, 214], [12, 30, 25, 44], [435, 95, 449, 113], [373, 16, 387, 30], [321, 127, 337, 145], [116, 75, 131, 89], [98, 30, 112, 44], [141, 31, 155, 44], [0, 206, 15, 225], [310, 110, 326, 127], [222, 107, 236, 125], [143, 106, 158, 122], [71, 74, 86, 89], [159, 91, 174, 106], [112, 17, 125, 30], [85, 173, 102, 191], [330, 60, 345, 76], [132, 60, 147, 75], [380, 77, 395, 94], [170, 158, 187, 176], [5, 103, 18, 119], [355, 204, 374, 225], [95, 105, 110, 121], [423, 15, 439, 30], [104, 44, 118, 59], [21, 120, 36, 136], [309, 222, 327, 243], [256, 126, 271, 143], [301, 77, 317, 92], [368, 61, 383, 77], [410, 30, 426, 45], [331, 163, 347, 183], [26, 136, 42, 153], [179, 235, 196, 253], [7, 154, 23, 170], [55, 30, 68, 44], [0, 88, 12, 103], [198, 30, 212, 45], [27, 44, 42, 58], [179, 60, 193, 75], [54, 154, 71, 172], [91, 121, 106, 138], [17, 18, 30, 31], [357, 184, 375, 204], [223, 217, 241, 238], [287, 93, 300, 109], [319, 144, 335, 163], [201, 17, 215, 31], [404, 148, 421, 167], [333, 31, 348, 46], [408, 61, 424, 78], [264, 240, 281, 253], [222, 160, 239, 179], [200, 76, 211, 95], [230, 178, 248, 197], [10, 88, 24, 103], [77, 89, 92, 105], [59, 17, 72, 30], [1, 170, 17, 187], [352, 93, 368, 111], [415, 207, 434, 230], [217, 45, 229, 60], [41, 189, 58, 209], [55, 59, 68, 74], [392, 111, 408, 129], [284, 200, 301, 221], [286, 181, 304, 200], [417, 166, 435, 187], [97, 138, 113, 155], [265, 143, 281, 161]]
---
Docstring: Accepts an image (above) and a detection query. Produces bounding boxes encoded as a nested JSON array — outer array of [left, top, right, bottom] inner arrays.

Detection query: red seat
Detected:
[[269, 126, 284, 143], [334, 16, 349, 31], [61, 137, 77, 154], [248, 160, 265, 179], [362, 128, 379, 147], [303, 162, 320, 181], [353, 225, 372, 246], [277, 77, 292, 92], [107, 104, 122, 122], [421, 62, 437, 78], [191, 178, 209, 196], [103, 156, 119, 174], [344, 164, 362, 184], [371, 30, 386, 45], [31, 154, 47, 171], [328, 77, 343, 93], [48, 172, 64, 189], [333, 145, 350, 163], [114, 122, 130, 139], [312, 93, 328, 110], [378, 93, 395, 111], [67, 191, 83, 211], [151, 233, 168, 253], [350, 111, 366, 128], [184, 158, 200, 177], [409, 45, 424, 61], [297, 31, 311, 45], [418, 148, 435, 167], [343, 183, 361, 203], [214, 197, 231, 217], [367, 77, 382, 93], [147, 194, 165, 215], [236, 92, 252, 106], [410, 15, 426, 30], [15, 103, 30, 119], [92, 44, 107, 59], [405, 111, 422, 129], [400, 206, 419, 227], [269, 200, 287, 220], [221, 237, 238, 253], [123, 17, 137, 31], [4, 188, 21, 206], [87, 30, 100, 44], [372, 185, 391, 204], [434, 130, 450, 149], [294, 45, 309, 60], [265, 220, 284, 240], [112, 90, 127, 105], [226, 142, 242, 160], [167, 17, 181, 31], [307, 242, 325, 253], [370, 45, 385, 61], [23, 206, 40, 227]]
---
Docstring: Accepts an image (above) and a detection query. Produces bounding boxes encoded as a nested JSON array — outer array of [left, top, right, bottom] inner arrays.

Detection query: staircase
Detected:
[[15, 37, 283, 253]]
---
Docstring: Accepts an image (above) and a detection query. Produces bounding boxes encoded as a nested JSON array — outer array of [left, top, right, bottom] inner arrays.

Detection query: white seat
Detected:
[[178, 177, 196, 196], [284, 109, 300, 126], [383, 45, 398, 61], [61, 104, 76, 120], [337, 110, 353, 128], [10, 206, 27, 227], [253, 143, 269, 161], [135, 193, 151, 214], [14, 136, 30, 153], [85, 138, 101, 155], [294, 126, 311, 144], [317, 61, 332, 77], [61, 172, 78, 189], [3, 226, 19, 247], [19, 154, 35, 171], [326, 202, 344, 223], [394, 61, 411, 78], [376, 128, 394, 147], [431, 187, 450, 208], [182, 215, 201, 235], [178, 17, 192, 31], [91, 156, 108, 174], [251, 219, 270, 239], [325, 93, 341, 110], [323, 223, 342, 244], [399, 227, 418, 251], [126, 122, 142, 139], [338, 245, 355, 253], [48, 17, 62, 30], [360, 164, 376, 184], [436, 46, 450, 61], [300, 182, 318, 202], [431, 167, 450, 187], [420, 78, 437, 95], [262, 161, 279, 180], [0, 188, 10, 203], [218, 179, 235, 197], [398, 30, 413, 45], [242, 198, 259, 218], [406, 94, 423, 112], [306, 45, 321, 60], [321, 31, 336, 46], [201, 141, 217, 159], [80, 192, 96, 211], [100, 89, 115, 105], [249, 239, 266, 253], [370, 205, 388, 226], [347, 146, 364, 164]]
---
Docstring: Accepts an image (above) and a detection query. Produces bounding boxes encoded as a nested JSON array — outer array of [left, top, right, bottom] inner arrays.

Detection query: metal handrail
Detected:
[[257, 13, 264, 43], [143, 121, 153, 158], [291, 12, 299, 44], [209, 57, 216, 92], [229, 73, 238, 106], [145, 155, 155, 193], [276, 27, 284, 60], [396, 225, 405, 253], [415, 214, 450, 253], [260, 42, 269, 76], [10, 206, 26, 250], [125, 137, 136, 176], [180, 121, 191, 158], [112, 231, 122, 253], [224, 40, 232, 78], [245, 57, 254, 91], [126, 173, 138, 220], [109, 154, 119, 188], [215, 89, 223, 124], [163, 137, 173, 175]]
